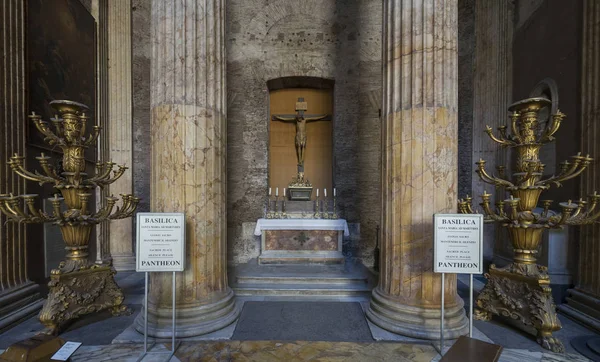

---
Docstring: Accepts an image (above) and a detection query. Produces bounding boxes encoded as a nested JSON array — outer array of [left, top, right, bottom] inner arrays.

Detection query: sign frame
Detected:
[[433, 213, 483, 275], [136, 212, 186, 272]]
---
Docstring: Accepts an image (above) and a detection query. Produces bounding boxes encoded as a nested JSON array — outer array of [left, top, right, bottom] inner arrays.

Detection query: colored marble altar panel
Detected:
[[269, 88, 333, 197], [264, 230, 339, 251]]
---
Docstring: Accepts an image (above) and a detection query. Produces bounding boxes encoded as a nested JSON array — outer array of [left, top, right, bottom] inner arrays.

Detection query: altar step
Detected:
[[230, 259, 376, 300]]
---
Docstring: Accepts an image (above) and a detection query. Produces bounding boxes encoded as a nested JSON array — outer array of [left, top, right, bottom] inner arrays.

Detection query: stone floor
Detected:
[[0, 268, 598, 361]]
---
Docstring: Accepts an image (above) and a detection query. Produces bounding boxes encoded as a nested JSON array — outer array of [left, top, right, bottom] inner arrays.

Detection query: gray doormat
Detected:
[[232, 301, 374, 342]]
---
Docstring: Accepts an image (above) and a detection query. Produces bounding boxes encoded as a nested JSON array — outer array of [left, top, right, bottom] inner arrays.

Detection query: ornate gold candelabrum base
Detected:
[[474, 226, 562, 351], [39, 266, 131, 335], [475, 262, 562, 352]]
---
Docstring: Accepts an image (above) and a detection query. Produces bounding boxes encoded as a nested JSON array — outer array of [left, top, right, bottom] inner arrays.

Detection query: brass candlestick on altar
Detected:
[[281, 189, 287, 219], [274, 195, 281, 218], [322, 198, 330, 219], [459, 97, 599, 353], [0, 100, 136, 334], [314, 191, 321, 219]]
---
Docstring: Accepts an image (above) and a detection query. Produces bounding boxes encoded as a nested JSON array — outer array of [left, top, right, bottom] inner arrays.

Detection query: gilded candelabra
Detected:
[[0, 100, 136, 334], [459, 97, 598, 353]]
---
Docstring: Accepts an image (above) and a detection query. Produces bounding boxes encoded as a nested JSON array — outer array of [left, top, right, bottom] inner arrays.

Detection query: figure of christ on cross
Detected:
[[271, 97, 331, 173]]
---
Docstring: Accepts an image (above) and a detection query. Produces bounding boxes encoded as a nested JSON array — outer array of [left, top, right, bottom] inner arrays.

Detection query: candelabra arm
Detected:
[[538, 155, 591, 187], [485, 126, 515, 146], [87, 162, 115, 183], [5, 197, 28, 219], [549, 202, 577, 226], [30, 113, 61, 146], [0, 196, 19, 219], [102, 165, 128, 186], [36, 154, 65, 182], [510, 112, 522, 143], [21, 195, 44, 220], [565, 200, 600, 225], [93, 196, 118, 220], [8, 156, 56, 185], [476, 166, 514, 188], [481, 200, 509, 222], [585, 194, 600, 216], [108, 194, 139, 219], [49, 195, 64, 221], [540, 111, 565, 144], [543, 164, 588, 186], [84, 126, 101, 146]]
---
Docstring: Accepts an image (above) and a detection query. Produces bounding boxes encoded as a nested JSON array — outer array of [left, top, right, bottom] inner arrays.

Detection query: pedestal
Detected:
[[39, 266, 131, 335], [475, 264, 563, 352]]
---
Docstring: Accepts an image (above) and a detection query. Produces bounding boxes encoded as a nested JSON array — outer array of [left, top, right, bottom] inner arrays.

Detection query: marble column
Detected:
[[107, 0, 135, 271], [367, 0, 469, 338], [472, 0, 514, 265], [135, 0, 239, 337], [558, 0, 600, 331], [0, 0, 43, 331]]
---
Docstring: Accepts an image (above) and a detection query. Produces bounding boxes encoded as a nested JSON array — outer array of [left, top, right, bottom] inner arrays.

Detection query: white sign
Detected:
[[433, 214, 483, 274], [136, 213, 185, 272], [51, 341, 82, 361]]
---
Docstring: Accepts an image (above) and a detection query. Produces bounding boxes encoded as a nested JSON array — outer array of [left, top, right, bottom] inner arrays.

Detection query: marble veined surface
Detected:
[[57, 340, 590, 362]]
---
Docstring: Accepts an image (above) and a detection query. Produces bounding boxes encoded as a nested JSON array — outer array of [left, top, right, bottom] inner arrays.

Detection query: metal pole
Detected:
[[470, 273, 473, 338], [172, 271, 176, 352], [144, 271, 149, 353], [441, 272, 445, 354]]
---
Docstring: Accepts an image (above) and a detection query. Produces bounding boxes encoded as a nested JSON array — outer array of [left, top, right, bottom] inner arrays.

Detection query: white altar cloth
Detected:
[[254, 218, 350, 237]]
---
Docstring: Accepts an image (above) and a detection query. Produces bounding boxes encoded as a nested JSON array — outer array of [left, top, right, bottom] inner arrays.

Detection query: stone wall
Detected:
[[226, 0, 382, 266]]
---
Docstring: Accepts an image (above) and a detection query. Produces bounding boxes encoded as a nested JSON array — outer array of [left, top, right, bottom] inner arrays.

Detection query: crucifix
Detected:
[[271, 97, 331, 174]]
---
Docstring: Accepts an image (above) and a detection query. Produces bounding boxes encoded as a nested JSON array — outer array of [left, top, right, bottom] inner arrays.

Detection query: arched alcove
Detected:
[[267, 77, 335, 198]]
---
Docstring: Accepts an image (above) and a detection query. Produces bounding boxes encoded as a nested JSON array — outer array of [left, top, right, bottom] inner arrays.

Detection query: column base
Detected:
[[111, 253, 136, 271], [39, 266, 132, 335], [135, 288, 240, 338], [476, 264, 564, 353], [366, 287, 469, 339], [0, 282, 43, 333], [558, 288, 600, 332]]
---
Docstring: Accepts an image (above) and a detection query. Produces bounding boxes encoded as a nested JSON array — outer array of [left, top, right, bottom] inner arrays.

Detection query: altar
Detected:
[[254, 218, 349, 264]]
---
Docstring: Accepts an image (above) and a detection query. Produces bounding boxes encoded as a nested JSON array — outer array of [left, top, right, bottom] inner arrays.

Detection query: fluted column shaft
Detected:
[[92, 0, 111, 264], [0, 0, 42, 331], [471, 0, 513, 263], [107, 0, 135, 271], [559, 0, 600, 331], [367, 0, 468, 339], [135, 0, 239, 337]]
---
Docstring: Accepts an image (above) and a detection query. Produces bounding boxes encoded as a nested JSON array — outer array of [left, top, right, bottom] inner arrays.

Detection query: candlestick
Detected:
[[276, 187, 278, 197], [316, 189, 319, 197], [332, 193, 338, 219], [324, 188, 327, 197], [269, 187, 272, 196]]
